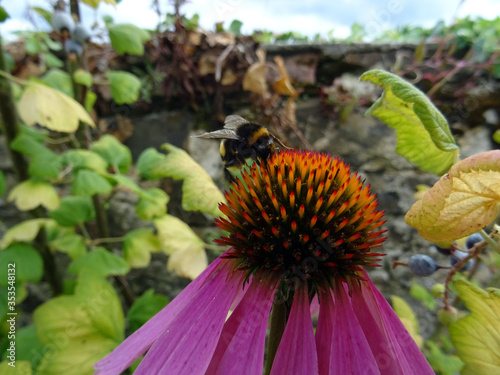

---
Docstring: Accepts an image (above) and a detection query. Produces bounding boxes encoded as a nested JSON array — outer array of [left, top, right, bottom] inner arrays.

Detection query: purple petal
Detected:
[[135, 261, 244, 374], [270, 283, 318, 375], [206, 275, 280, 375], [316, 288, 334, 375], [330, 284, 380, 375], [94, 256, 229, 375], [349, 270, 434, 374]]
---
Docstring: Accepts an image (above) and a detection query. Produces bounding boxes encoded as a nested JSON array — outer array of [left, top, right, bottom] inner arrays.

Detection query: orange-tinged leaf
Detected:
[[243, 62, 268, 95], [273, 56, 298, 98], [405, 150, 500, 242], [449, 280, 500, 375]]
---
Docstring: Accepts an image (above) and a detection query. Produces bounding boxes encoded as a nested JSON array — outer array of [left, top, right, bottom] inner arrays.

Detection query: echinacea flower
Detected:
[[95, 150, 434, 375]]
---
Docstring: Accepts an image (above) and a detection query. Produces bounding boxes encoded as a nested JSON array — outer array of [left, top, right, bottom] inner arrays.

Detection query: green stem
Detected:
[[264, 290, 290, 375], [0, 36, 29, 181], [34, 223, 63, 295], [480, 230, 499, 253]]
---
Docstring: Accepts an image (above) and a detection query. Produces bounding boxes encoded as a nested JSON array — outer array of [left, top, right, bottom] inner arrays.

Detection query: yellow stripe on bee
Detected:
[[248, 127, 270, 146]]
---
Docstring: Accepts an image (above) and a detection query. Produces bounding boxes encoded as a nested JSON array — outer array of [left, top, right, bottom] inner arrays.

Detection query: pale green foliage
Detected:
[[18, 81, 95, 132], [361, 70, 459, 175], [108, 23, 150, 56], [33, 271, 124, 375], [152, 144, 225, 217]]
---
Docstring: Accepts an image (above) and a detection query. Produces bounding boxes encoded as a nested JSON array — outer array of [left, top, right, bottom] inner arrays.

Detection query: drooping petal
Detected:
[[316, 288, 335, 375], [330, 283, 380, 375], [134, 261, 245, 374], [271, 283, 318, 375], [349, 270, 434, 374], [206, 275, 280, 375], [94, 255, 229, 375]]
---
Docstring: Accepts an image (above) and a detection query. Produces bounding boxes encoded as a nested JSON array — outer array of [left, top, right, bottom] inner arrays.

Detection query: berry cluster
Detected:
[[52, 11, 92, 56], [402, 233, 484, 277]]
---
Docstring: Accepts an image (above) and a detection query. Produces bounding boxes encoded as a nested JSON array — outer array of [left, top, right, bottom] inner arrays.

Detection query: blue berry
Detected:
[[408, 254, 439, 276], [465, 233, 483, 250], [433, 243, 454, 256]]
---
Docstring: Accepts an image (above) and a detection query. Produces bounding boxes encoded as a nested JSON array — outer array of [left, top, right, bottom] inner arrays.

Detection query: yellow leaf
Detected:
[[391, 295, 423, 348], [405, 150, 500, 242], [152, 144, 225, 217], [8, 179, 60, 211], [154, 214, 207, 279], [1, 218, 53, 248], [18, 81, 95, 133], [449, 280, 500, 375]]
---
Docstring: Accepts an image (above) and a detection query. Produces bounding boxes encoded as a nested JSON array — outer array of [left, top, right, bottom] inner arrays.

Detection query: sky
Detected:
[[1, 0, 500, 41]]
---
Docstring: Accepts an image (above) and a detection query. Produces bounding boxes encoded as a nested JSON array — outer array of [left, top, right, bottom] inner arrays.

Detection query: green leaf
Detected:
[[360, 69, 459, 175], [425, 340, 464, 375], [123, 228, 161, 268], [0, 361, 31, 374], [449, 280, 500, 375], [152, 144, 225, 217], [0, 243, 43, 284], [108, 23, 150, 56], [10, 131, 48, 158], [50, 233, 87, 259], [0, 6, 10, 23], [127, 289, 168, 332], [92, 134, 132, 173], [135, 188, 169, 221], [84, 91, 97, 113], [71, 169, 113, 196], [80, 0, 117, 8], [106, 174, 141, 194], [391, 295, 423, 348], [7, 325, 45, 371], [18, 81, 95, 132], [229, 19, 243, 35], [410, 282, 436, 311], [106, 71, 141, 104], [43, 52, 64, 68], [41, 68, 74, 97], [0, 171, 5, 197], [8, 179, 60, 211], [136, 148, 165, 179], [33, 270, 124, 375], [68, 247, 130, 276], [25, 36, 42, 55], [28, 150, 62, 179], [154, 214, 207, 279], [49, 196, 95, 227], [73, 69, 93, 88], [32, 6, 52, 25], [62, 149, 108, 173], [1, 218, 51, 248]]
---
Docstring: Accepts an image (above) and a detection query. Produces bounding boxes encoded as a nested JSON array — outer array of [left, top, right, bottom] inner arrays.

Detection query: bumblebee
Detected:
[[196, 115, 289, 182]]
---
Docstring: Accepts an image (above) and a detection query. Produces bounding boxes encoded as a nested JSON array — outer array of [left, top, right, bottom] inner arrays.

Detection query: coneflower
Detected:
[[95, 150, 433, 374]]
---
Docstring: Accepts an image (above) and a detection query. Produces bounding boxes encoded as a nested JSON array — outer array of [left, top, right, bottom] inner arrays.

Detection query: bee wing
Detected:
[[195, 129, 240, 140], [224, 115, 249, 130]]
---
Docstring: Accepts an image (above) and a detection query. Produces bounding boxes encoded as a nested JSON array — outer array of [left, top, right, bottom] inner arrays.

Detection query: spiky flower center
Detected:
[[216, 150, 386, 285]]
